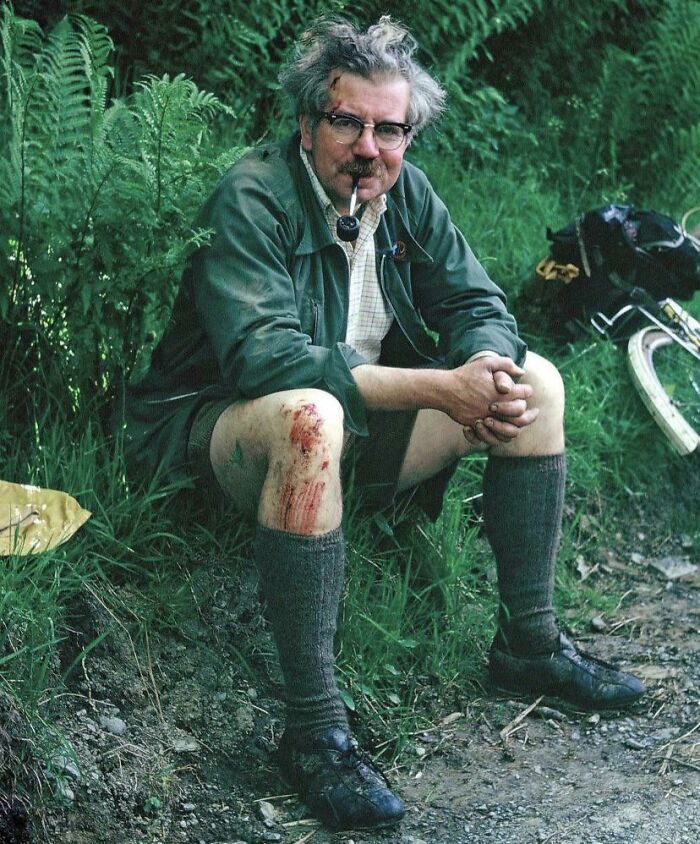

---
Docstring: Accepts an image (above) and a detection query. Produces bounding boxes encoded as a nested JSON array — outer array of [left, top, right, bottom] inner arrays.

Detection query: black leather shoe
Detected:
[[488, 632, 646, 710], [277, 726, 405, 830]]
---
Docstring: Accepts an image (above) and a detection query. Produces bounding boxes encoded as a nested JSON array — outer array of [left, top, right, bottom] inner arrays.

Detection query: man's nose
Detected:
[[352, 125, 380, 157]]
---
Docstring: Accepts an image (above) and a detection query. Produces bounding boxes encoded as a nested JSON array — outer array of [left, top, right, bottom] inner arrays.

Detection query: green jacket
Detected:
[[120, 134, 526, 482]]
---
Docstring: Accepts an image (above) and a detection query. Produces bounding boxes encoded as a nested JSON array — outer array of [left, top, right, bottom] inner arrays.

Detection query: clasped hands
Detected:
[[445, 355, 538, 448]]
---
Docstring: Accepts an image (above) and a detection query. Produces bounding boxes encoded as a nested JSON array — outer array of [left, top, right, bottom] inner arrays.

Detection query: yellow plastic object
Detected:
[[0, 481, 91, 555], [536, 257, 580, 284]]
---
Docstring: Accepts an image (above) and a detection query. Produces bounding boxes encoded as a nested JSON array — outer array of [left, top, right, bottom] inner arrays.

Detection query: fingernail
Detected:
[[489, 403, 498, 412]]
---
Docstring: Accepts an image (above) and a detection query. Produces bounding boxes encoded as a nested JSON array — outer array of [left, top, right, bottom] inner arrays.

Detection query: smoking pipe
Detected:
[[336, 176, 360, 242]]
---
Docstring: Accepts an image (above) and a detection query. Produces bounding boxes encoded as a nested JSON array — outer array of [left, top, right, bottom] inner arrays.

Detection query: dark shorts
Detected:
[[186, 399, 456, 518]]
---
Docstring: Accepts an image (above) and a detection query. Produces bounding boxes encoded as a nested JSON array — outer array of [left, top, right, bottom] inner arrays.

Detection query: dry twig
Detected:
[[499, 696, 543, 743]]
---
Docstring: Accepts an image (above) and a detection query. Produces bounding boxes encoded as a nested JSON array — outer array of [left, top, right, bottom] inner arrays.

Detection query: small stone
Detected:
[[647, 556, 697, 580], [181, 802, 195, 813], [179, 820, 188, 829], [257, 800, 277, 825], [653, 727, 678, 741], [235, 704, 255, 733], [51, 754, 81, 781], [99, 716, 127, 736], [260, 833, 282, 843], [247, 687, 258, 701], [630, 552, 645, 565], [588, 714, 601, 725], [575, 555, 594, 580], [57, 782, 75, 802], [590, 615, 608, 632], [624, 737, 646, 750], [172, 735, 200, 753]]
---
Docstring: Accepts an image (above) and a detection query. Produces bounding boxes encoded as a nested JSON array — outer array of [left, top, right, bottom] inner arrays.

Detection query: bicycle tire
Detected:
[[627, 327, 700, 455]]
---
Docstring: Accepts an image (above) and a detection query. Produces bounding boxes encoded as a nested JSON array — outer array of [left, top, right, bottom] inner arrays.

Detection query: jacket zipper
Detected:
[[378, 254, 435, 363]]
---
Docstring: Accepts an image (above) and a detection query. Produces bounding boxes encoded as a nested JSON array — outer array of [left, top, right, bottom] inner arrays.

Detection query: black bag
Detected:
[[541, 204, 700, 332]]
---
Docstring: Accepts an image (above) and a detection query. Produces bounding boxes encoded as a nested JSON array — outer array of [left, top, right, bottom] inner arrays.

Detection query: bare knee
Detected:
[[262, 390, 344, 534], [496, 352, 565, 456], [209, 389, 344, 519], [522, 352, 565, 420], [273, 390, 345, 468]]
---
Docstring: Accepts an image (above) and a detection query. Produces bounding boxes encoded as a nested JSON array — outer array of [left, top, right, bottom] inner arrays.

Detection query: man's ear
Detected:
[[299, 115, 313, 152]]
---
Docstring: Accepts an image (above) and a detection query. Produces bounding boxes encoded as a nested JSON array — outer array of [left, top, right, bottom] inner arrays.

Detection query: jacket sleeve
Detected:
[[189, 162, 369, 434], [408, 170, 527, 367]]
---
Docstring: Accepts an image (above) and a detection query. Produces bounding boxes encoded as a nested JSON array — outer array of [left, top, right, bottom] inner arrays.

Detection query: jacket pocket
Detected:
[[311, 299, 320, 344], [300, 294, 320, 343]]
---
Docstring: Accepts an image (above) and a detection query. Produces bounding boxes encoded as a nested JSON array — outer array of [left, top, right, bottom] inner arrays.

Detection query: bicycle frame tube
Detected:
[[591, 300, 700, 364]]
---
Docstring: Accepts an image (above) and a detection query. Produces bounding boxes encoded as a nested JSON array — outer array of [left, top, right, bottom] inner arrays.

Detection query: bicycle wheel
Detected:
[[627, 327, 700, 455]]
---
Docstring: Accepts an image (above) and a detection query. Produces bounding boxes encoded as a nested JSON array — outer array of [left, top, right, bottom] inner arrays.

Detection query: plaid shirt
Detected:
[[301, 146, 393, 364]]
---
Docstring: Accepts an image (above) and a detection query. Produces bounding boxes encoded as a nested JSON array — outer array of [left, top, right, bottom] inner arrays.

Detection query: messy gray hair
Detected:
[[278, 16, 445, 134]]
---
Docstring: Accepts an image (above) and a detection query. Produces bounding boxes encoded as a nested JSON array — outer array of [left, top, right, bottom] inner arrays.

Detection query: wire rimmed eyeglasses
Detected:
[[319, 111, 412, 150]]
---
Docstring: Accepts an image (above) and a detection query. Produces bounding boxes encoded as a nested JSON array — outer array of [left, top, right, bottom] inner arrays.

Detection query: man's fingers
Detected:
[[488, 356, 525, 376], [485, 408, 539, 433], [487, 398, 528, 418], [493, 369, 534, 397], [462, 425, 480, 445], [472, 420, 506, 446], [493, 370, 515, 394]]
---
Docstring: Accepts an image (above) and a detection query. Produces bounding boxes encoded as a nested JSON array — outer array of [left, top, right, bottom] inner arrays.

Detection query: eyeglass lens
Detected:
[[328, 116, 406, 150]]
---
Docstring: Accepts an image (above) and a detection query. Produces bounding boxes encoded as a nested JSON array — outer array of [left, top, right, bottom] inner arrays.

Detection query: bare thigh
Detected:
[[397, 408, 481, 492], [397, 351, 565, 491]]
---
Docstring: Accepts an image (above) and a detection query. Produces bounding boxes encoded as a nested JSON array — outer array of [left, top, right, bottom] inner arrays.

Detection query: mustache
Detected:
[[339, 159, 380, 178]]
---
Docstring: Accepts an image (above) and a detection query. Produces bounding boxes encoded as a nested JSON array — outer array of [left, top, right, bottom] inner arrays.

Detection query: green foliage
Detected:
[[553, 0, 700, 204], [50, 0, 348, 137], [477, 0, 700, 206], [0, 6, 241, 419], [634, 0, 700, 205], [369, 0, 545, 82]]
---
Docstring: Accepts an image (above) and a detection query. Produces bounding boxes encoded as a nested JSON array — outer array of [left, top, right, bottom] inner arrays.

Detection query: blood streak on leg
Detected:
[[289, 403, 323, 456], [279, 401, 335, 532], [279, 478, 326, 534]]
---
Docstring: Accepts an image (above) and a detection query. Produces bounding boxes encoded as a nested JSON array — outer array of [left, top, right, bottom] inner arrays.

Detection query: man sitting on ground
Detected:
[[119, 17, 645, 831]]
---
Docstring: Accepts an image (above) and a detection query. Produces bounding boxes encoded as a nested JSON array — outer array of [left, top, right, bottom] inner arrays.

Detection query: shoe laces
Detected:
[[574, 648, 621, 672], [337, 738, 390, 786]]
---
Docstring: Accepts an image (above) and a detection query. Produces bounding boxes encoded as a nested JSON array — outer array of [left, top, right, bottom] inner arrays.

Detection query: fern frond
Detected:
[[639, 0, 700, 127], [665, 121, 700, 207]]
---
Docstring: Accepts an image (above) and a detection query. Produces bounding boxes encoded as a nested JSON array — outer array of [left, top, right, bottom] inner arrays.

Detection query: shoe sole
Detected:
[[489, 679, 645, 712]]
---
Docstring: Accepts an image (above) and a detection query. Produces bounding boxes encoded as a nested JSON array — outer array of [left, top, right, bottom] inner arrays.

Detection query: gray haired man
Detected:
[[122, 17, 645, 831]]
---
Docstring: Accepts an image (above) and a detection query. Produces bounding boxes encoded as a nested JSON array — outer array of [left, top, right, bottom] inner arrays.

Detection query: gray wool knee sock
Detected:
[[482, 453, 566, 655], [253, 524, 349, 739]]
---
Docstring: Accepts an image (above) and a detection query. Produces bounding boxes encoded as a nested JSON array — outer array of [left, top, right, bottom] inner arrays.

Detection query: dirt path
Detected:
[[20, 537, 700, 844]]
